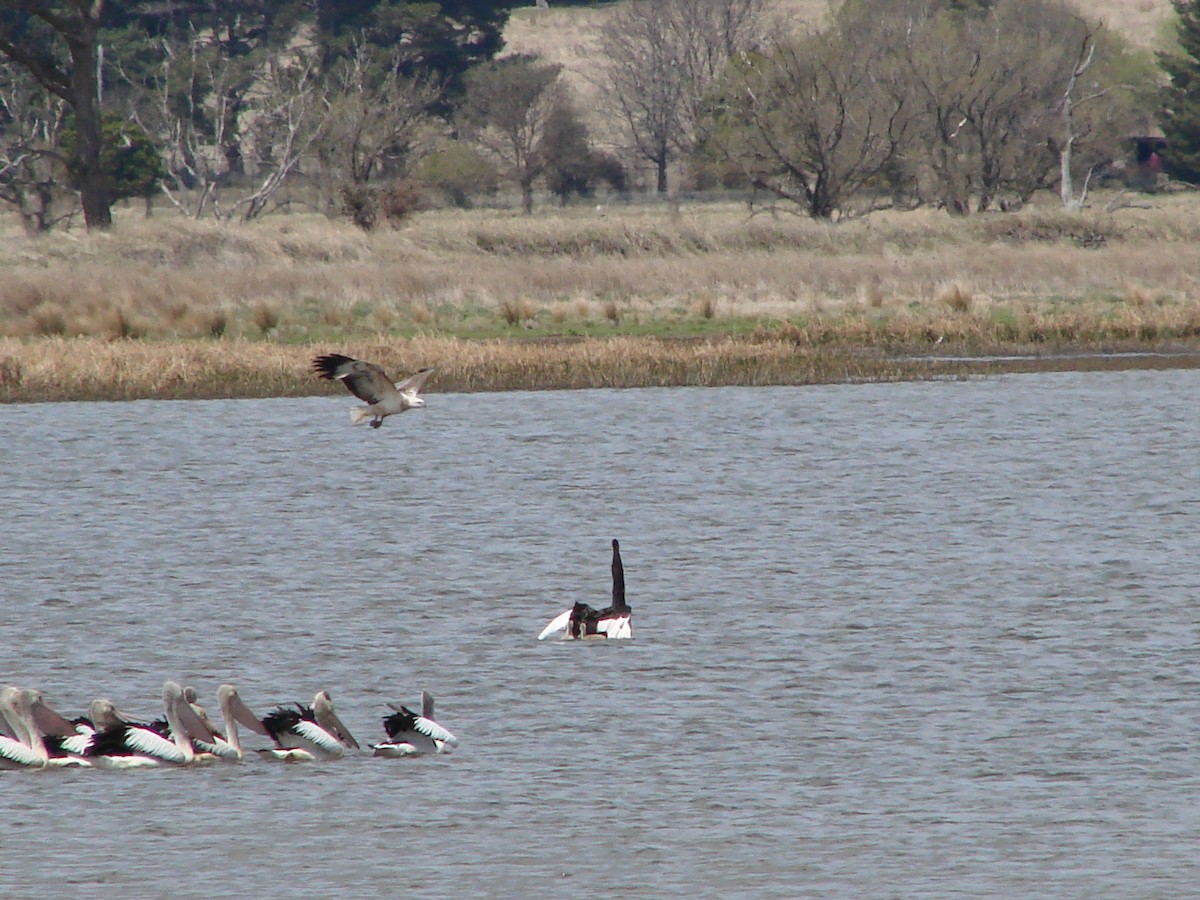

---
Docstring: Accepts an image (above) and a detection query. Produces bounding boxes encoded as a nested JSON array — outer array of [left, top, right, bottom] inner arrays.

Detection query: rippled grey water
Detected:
[[4, 370, 1200, 898]]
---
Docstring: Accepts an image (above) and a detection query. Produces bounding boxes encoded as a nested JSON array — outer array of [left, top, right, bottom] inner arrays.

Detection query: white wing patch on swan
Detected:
[[538, 609, 572, 641], [598, 615, 633, 639]]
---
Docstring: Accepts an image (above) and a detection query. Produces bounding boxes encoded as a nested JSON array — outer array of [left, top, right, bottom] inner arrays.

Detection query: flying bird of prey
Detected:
[[312, 353, 434, 428]]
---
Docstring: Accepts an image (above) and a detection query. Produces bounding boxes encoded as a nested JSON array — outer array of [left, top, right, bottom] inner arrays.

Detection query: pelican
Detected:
[[35, 698, 124, 761], [182, 685, 243, 762], [194, 685, 273, 762], [312, 353, 434, 428], [0, 686, 48, 769], [25, 691, 94, 767], [83, 681, 217, 768], [372, 691, 458, 757], [0, 687, 93, 768], [538, 539, 633, 640], [259, 691, 359, 761]]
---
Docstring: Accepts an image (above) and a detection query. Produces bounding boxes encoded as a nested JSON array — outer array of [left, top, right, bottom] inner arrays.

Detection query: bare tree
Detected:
[[0, 61, 76, 231], [119, 35, 325, 222], [223, 51, 325, 222], [1051, 12, 1155, 211], [313, 40, 441, 209], [459, 54, 563, 213], [708, 23, 911, 219], [598, 0, 766, 195], [1057, 23, 1100, 211], [0, 0, 111, 228], [893, 0, 1148, 213], [118, 32, 233, 219]]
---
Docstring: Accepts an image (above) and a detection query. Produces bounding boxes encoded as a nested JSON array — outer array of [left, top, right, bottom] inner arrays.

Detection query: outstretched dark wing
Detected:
[[395, 367, 435, 395], [312, 354, 398, 405]]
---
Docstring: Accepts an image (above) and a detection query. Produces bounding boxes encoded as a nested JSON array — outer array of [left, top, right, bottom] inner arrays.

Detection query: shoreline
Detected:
[[5, 198, 1200, 403], [4, 334, 1199, 405]]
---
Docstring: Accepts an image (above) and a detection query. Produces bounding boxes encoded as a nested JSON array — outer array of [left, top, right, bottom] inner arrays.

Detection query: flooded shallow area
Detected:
[[4, 371, 1200, 897]]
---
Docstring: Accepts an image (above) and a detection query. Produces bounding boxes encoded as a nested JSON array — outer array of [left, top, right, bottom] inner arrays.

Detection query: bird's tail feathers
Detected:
[[350, 408, 373, 426]]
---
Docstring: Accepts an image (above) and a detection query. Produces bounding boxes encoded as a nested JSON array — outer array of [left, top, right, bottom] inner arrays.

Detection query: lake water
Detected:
[[3, 371, 1200, 898]]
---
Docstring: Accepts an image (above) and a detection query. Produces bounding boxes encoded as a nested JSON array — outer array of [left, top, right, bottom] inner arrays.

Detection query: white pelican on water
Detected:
[[0, 687, 93, 768], [538, 539, 633, 640], [259, 691, 360, 761], [0, 686, 50, 769], [183, 684, 274, 762], [312, 353, 434, 428], [34, 698, 125, 762], [372, 691, 458, 757], [82, 681, 217, 768]]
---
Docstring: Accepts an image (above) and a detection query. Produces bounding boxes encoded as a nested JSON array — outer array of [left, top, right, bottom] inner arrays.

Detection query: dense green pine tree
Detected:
[[1160, 0, 1200, 183], [316, 0, 519, 103]]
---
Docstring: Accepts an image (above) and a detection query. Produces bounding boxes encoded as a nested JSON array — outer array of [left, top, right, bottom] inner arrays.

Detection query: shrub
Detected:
[[340, 181, 427, 231], [251, 302, 281, 334], [340, 185, 377, 231], [412, 143, 500, 208], [378, 181, 426, 226]]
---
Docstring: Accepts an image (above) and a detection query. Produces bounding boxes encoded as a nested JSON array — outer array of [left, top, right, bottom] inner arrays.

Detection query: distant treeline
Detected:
[[0, 0, 1197, 232]]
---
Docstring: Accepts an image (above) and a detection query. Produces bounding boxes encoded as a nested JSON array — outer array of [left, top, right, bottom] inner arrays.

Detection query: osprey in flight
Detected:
[[312, 353, 434, 428]]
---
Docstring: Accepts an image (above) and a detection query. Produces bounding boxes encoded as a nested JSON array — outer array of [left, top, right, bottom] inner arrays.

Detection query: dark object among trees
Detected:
[[1159, 0, 1200, 183], [317, 0, 518, 106], [341, 179, 426, 230], [61, 114, 163, 204]]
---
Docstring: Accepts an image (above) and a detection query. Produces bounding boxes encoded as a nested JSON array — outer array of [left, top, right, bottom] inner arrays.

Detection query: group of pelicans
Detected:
[[4, 535, 633, 772], [0, 681, 458, 770]]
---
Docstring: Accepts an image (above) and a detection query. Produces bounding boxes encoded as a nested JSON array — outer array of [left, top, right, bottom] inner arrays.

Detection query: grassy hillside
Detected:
[[504, 0, 1174, 165]]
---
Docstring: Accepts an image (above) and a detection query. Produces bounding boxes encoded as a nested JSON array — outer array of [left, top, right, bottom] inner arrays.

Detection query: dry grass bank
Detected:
[[3, 191, 1200, 402], [3, 195, 1200, 340], [6, 329, 1199, 405]]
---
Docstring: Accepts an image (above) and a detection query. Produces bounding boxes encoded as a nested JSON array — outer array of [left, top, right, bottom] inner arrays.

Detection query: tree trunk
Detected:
[[67, 10, 113, 229], [655, 151, 669, 194], [1058, 34, 1096, 213]]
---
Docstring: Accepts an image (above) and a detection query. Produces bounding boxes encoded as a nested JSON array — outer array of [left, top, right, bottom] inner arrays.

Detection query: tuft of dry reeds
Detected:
[[939, 283, 974, 313], [498, 297, 539, 326], [251, 302, 281, 334]]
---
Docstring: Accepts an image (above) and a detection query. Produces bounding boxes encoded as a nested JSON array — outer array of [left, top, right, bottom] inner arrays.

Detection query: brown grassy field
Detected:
[[2, 189, 1200, 403]]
